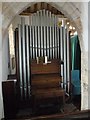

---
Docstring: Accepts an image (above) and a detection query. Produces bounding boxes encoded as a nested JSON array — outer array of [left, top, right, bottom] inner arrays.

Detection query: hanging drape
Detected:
[[71, 35, 81, 71]]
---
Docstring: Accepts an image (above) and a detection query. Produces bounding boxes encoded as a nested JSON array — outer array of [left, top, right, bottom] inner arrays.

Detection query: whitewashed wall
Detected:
[[0, 3, 4, 119]]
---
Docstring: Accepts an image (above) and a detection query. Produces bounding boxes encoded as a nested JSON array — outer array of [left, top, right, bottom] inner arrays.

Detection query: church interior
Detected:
[[0, 1, 89, 120]]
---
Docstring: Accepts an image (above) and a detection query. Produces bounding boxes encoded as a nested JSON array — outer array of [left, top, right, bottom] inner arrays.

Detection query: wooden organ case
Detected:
[[31, 59, 65, 111]]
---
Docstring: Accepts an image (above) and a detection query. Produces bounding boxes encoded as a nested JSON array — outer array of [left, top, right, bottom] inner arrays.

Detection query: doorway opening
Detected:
[[6, 2, 81, 119]]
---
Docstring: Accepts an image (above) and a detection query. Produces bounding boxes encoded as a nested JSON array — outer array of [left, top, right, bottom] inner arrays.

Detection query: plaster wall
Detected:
[[0, 3, 4, 119]]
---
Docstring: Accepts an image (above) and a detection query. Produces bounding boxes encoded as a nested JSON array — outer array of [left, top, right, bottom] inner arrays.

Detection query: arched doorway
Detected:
[[2, 1, 85, 119]]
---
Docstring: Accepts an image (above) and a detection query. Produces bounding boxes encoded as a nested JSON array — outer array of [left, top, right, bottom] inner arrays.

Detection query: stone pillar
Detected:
[[81, 51, 88, 110], [80, 2, 89, 110], [88, 2, 90, 109]]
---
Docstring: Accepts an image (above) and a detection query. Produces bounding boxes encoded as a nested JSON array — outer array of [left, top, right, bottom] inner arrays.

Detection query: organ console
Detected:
[[31, 59, 65, 112]]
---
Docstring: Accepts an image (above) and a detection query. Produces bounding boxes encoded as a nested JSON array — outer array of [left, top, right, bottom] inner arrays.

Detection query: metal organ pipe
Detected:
[[22, 23, 27, 99], [66, 30, 70, 94], [17, 10, 71, 100], [60, 27, 64, 88], [35, 26, 37, 58], [18, 24, 23, 99], [49, 11, 52, 59], [52, 14, 55, 59], [46, 10, 49, 57], [26, 25, 31, 97], [54, 16, 57, 59], [29, 26, 32, 59], [63, 27, 67, 92], [40, 10, 42, 57]]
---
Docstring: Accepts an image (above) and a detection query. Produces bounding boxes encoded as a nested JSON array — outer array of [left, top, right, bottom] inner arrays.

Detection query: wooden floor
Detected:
[[15, 101, 80, 119], [12, 109, 89, 120], [2, 95, 81, 120]]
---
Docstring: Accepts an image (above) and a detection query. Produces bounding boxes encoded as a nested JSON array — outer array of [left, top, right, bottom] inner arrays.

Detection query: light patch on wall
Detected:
[[8, 24, 15, 55], [81, 2, 88, 52], [8, 24, 16, 74]]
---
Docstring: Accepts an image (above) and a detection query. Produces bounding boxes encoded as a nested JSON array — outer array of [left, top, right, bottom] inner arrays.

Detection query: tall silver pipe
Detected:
[[39, 26, 41, 57], [60, 27, 64, 88], [44, 26, 46, 56], [63, 27, 67, 92], [36, 12, 38, 25], [21, 17, 25, 25], [54, 16, 57, 58], [35, 26, 37, 58], [46, 11, 49, 57], [33, 14, 35, 26], [31, 27, 33, 59], [46, 10, 48, 26], [29, 16, 31, 25], [33, 26, 36, 59], [43, 10, 46, 56], [43, 9, 45, 26], [18, 24, 23, 99], [60, 27, 63, 61], [34, 13, 36, 25], [57, 26, 59, 59], [45, 11, 48, 57], [48, 10, 50, 58], [47, 26, 49, 57], [67, 30, 70, 93], [26, 25, 31, 97], [41, 26, 43, 56], [29, 26, 32, 59], [52, 14, 55, 59], [34, 13, 37, 58], [42, 26, 44, 57], [52, 26, 55, 58], [40, 10, 42, 56], [49, 12, 52, 59], [48, 27, 50, 59], [30, 15, 32, 26], [38, 26, 40, 57], [32, 14, 33, 26], [50, 26, 52, 59], [22, 24, 27, 99], [40, 10, 42, 26]]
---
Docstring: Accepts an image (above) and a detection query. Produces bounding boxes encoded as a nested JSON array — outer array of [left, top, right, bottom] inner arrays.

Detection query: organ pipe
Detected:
[[18, 24, 23, 99], [26, 25, 31, 97], [16, 9, 71, 100], [22, 24, 27, 99], [63, 27, 67, 92]]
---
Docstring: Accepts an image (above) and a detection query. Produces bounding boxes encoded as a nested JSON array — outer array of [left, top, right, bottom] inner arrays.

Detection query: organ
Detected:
[[31, 59, 65, 111], [14, 9, 71, 108], [2, 7, 71, 118]]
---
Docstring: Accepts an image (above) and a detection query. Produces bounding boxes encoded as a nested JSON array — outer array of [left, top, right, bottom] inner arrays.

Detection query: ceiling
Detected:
[[19, 2, 65, 17], [2, 2, 82, 35]]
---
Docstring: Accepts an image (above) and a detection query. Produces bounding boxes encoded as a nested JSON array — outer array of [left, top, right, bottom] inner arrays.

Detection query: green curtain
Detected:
[[71, 35, 81, 71]]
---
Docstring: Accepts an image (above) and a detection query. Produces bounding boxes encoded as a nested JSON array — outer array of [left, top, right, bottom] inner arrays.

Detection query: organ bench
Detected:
[[31, 59, 65, 112]]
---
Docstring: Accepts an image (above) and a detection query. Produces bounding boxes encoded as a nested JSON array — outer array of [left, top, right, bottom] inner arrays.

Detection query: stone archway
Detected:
[[1, 2, 89, 118]]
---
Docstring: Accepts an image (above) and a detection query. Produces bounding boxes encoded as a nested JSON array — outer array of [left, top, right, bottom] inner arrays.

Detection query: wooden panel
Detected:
[[31, 59, 65, 111], [32, 88, 65, 99], [31, 59, 60, 74], [32, 74, 61, 89], [2, 80, 17, 119]]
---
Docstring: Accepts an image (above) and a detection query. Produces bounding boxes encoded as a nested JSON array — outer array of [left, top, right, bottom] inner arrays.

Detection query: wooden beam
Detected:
[[19, 2, 65, 17]]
